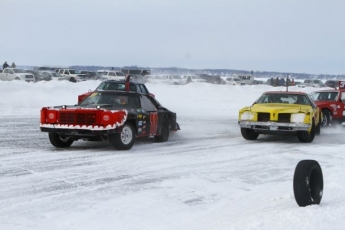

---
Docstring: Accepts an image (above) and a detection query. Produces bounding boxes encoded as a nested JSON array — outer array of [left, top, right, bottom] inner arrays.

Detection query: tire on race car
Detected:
[[48, 132, 74, 148], [316, 113, 321, 135], [321, 109, 331, 127], [293, 160, 323, 207], [240, 128, 259, 140], [110, 123, 135, 150], [154, 118, 170, 142], [297, 121, 315, 143]]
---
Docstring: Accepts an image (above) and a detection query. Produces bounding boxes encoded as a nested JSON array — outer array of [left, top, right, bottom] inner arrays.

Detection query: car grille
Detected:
[[258, 113, 270, 121], [59, 112, 97, 125], [278, 113, 290, 123], [258, 113, 291, 122]]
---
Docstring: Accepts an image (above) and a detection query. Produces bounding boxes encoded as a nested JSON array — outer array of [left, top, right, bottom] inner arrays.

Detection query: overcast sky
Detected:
[[1, 0, 344, 75]]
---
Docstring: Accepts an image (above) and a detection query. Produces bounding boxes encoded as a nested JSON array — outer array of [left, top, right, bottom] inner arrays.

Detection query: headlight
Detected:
[[102, 114, 110, 121], [291, 113, 306, 123], [240, 111, 255, 120]]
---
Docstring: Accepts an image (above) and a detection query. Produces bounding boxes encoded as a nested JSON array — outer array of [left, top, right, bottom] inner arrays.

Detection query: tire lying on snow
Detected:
[[293, 160, 323, 207]]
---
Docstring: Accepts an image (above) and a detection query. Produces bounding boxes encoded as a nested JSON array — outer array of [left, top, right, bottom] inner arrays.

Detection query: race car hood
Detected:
[[246, 103, 312, 114]]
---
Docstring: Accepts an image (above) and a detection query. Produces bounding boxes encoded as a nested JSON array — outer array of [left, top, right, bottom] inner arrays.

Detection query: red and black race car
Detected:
[[40, 89, 180, 150], [310, 81, 345, 126]]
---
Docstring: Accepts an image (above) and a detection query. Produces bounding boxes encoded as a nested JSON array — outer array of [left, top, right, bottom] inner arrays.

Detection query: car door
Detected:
[[7, 69, 15, 80], [139, 95, 159, 136]]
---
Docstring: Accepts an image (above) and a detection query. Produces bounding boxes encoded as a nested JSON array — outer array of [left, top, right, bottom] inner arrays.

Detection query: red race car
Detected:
[[310, 81, 345, 126]]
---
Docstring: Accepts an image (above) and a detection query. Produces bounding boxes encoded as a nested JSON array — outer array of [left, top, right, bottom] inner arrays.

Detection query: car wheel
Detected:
[[297, 121, 316, 143], [316, 114, 321, 135], [48, 133, 73, 148], [293, 160, 323, 207], [70, 77, 77, 83], [321, 109, 331, 126], [240, 128, 259, 140], [154, 118, 170, 142], [111, 123, 135, 150]]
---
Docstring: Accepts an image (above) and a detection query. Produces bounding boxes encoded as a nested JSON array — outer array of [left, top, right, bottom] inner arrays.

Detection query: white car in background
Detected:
[[0, 68, 35, 82], [224, 77, 245, 85], [39, 71, 66, 81], [303, 79, 326, 88], [97, 70, 126, 81]]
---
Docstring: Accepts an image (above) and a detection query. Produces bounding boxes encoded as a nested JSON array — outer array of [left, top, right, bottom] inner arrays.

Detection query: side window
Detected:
[[3, 69, 9, 73], [139, 85, 149, 94], [140, 96, 157, 111], [341, 93, 345, 103]]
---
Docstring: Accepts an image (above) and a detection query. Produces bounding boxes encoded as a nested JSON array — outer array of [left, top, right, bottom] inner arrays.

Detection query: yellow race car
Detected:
[[238, 91, 322, 143]]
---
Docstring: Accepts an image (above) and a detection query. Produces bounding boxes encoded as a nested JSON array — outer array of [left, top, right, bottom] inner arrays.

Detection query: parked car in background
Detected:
[[57, 69, 91, 82], [25, 69, 45, 81], [224, 77, 245, 85], [39, 71, 65, 81], [232, 74, 255, 85], [80, 70, 104, 80], [186, 75, 207, 83], [303, 79, 326, 87], [0, 68, 35, 82], [97, 70, 126, 81], [324, 80, 341, 88], [129, 74, 146, 83]]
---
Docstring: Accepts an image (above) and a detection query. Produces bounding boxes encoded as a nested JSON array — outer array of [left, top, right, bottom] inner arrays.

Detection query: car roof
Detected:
[[263, 91, 307, 95], [311, 89, 345, 92], [93, 89, 142, 96], [101, 79, 144, 85]]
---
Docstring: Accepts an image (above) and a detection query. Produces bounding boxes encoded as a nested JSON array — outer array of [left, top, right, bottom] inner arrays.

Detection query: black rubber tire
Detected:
[[154, 119, 170, 142], [240, 128, 259, 140], [110, 123, 135, 150], [70, 77, 77, 83], [48, 133, 73, 148], [321, 109, 331, 127], [316, 114, 321, 135], [293, 160, 323, 207], [297, 122, 315, 143]]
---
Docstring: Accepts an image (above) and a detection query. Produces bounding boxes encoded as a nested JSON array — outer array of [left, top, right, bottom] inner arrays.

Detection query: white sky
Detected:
[[1, 0, 345, 75], [1, 80, 345, 229]]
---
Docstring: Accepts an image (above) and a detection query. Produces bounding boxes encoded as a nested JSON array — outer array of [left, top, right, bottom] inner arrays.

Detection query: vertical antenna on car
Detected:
[[125, 74, 131, 91]]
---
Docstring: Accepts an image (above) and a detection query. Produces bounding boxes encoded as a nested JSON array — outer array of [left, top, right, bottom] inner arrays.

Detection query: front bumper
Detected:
[[238, 121, 310, 132], [40, 126, 119, 137]]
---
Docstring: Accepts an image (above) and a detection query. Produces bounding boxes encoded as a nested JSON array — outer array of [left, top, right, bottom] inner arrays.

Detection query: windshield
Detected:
[[96, 82, 138, 92], [13, 69, 27, 73], [51, 72, 63, 77], [116, 72, 126, 76], [255, 93, 311, 105], [310, 92, 338, 101], [80, 92, 140, 107]]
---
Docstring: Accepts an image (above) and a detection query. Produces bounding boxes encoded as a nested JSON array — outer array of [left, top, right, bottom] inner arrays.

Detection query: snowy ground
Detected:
[[0, 80, 345, 230]]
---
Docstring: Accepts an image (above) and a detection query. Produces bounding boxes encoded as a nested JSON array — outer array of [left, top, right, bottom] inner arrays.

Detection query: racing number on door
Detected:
[[150, 112, 158, 135]]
